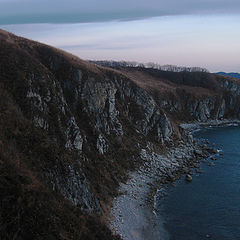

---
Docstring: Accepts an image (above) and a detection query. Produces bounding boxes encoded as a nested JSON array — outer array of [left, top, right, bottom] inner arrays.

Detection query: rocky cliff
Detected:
[[1, 29, 240, 239]]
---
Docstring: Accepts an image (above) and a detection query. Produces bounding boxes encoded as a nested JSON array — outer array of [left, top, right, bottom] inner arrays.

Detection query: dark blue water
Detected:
[[156, 126, 240, 240]]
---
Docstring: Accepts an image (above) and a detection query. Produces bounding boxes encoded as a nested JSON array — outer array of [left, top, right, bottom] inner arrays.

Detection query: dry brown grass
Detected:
[[117, 68, 215, 98], [119, 68, 176, 92], [0, 28, 103, 75]]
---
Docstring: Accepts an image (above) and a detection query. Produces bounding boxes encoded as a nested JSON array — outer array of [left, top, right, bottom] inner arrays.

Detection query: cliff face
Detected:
[[0, 29, 240, 239], [116, 67, 240, 123]]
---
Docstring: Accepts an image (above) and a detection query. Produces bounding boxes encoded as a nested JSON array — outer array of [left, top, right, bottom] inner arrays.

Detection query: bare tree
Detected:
[[89, 60, 209, 73]]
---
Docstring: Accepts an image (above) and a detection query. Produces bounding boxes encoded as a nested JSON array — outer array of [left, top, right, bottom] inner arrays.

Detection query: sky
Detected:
[[0, 0, 240, 72]]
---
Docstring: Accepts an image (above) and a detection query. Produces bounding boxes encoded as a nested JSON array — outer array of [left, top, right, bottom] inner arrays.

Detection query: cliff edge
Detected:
[[0, 29, 240, 239]]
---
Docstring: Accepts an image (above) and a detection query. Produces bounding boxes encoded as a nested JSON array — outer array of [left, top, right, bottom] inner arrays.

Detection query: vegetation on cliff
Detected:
[[1, 29, 240, 239]]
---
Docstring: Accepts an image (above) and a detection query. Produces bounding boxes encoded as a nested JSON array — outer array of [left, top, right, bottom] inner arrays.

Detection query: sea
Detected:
[[155, 125, 240, 240]]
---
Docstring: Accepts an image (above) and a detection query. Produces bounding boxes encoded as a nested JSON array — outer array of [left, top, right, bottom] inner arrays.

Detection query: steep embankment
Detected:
[[0, 29, 240, 239], [115, 67, 240, 122]]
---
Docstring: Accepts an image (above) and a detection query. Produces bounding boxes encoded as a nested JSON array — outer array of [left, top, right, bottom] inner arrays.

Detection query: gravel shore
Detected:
[[180, 119, 240, 131], [109, 119, 240, 240], [109, 141, 202, 240]]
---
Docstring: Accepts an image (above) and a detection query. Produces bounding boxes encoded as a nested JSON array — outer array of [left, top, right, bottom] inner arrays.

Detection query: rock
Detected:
[[182, 167, 189, 174], [217, 99, 226, 119], [167, 173, 175, 182], [195, 169, 202, 174], [220, 152, 224, 156], [97, 134, 108, 155], [185, 174, 192, 182], [212, 148, 218, 154], [206, 148, 217, 154], [193, 163, 200, 168], [195, 149, 204, 157], [188, 135, 193, 142]]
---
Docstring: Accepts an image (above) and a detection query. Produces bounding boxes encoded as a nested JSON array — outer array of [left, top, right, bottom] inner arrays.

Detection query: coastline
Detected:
[[180, 119, 240, 132], [109, 141, 203, 240], [109, 119, 240, 240]]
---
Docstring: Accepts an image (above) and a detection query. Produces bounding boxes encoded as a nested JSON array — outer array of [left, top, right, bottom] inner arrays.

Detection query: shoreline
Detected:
[[180, 119, 240, 132], [109, 141, 205, 240], [109, 119, 240, 240]]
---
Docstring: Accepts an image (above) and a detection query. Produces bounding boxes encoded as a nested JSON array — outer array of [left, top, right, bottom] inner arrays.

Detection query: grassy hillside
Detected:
[[1, 29, 240, 239]]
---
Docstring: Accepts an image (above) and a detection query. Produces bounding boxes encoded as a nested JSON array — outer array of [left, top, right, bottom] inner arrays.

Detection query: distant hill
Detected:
[[217, 72, 240, 79]]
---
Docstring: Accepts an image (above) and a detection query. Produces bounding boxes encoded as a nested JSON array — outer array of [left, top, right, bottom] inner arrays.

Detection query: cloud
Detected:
[[1, 0, 240, 24], [2, 14, 240, 72]]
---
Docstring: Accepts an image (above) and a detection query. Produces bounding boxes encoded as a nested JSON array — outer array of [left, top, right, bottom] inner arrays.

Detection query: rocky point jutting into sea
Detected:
[[0, 29, 240, 239]]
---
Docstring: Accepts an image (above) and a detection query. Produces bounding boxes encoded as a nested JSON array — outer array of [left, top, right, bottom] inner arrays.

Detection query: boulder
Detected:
[[185, 174, 192, 182], [212, 148, 218, 154], [206, 148, 217, 154]]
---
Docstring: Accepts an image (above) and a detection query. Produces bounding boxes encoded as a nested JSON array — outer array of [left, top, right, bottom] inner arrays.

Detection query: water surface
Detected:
[[156, 126, 240, 240]]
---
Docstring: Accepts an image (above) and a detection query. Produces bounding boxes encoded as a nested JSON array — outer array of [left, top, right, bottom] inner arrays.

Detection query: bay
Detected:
[[156, 126, 240, 240]]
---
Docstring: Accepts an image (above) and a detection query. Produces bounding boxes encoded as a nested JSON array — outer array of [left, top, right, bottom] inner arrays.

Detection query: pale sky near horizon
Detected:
[[0, 0, 239, 72]]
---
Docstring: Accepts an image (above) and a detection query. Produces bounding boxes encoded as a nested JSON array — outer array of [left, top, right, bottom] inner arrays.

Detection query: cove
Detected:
[[155, 126, 240, 240]]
